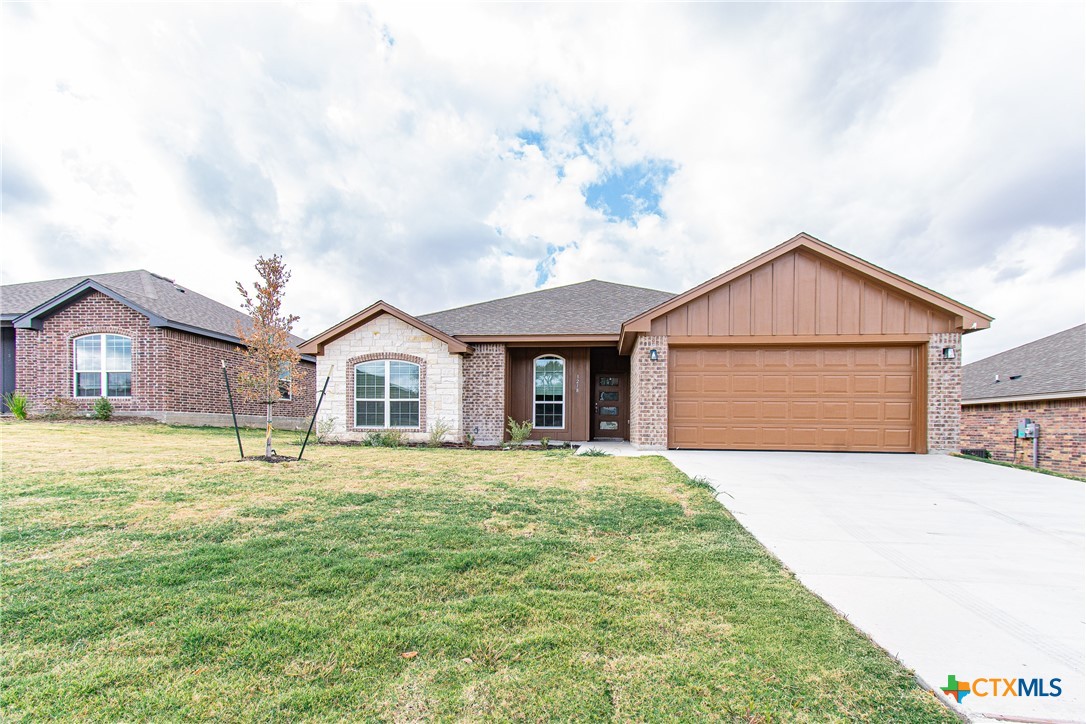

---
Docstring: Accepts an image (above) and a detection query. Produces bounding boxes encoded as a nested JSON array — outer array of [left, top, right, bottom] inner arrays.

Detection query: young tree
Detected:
[[235, 254, 305, 459]]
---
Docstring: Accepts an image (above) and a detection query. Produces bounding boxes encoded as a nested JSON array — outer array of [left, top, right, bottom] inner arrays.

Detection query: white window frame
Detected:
[[533, 354, 566, 430], [73, 333, 132, 398], [277, 364, 292, 401], [354, 360, 420, 429]]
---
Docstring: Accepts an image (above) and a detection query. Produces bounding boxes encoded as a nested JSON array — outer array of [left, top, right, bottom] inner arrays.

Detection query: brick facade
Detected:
[[961, 397, 1086, 476], [629, 334, 668, 449], [927, 332, 962, 453], [462, 343, 506, 445], [13, 290, 316, 426], [316, 313, 463, 443]]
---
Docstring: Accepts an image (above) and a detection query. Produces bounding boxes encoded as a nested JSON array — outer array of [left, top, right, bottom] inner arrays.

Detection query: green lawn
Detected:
[[1, 422, 955, 722]]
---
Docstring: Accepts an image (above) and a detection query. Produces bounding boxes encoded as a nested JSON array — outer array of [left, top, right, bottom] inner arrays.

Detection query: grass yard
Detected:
[[1, 422, 955, 722]]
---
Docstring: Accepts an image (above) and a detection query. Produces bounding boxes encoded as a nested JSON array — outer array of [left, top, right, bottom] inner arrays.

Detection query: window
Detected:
[[74, 334, 132, 397], [354, 360, 420, 428], [534, 355, 565, 429], [277, 364, 292, 401]]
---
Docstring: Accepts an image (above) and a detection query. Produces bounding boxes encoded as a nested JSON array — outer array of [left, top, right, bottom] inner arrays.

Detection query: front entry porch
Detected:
[[503, 345, 631, 443]]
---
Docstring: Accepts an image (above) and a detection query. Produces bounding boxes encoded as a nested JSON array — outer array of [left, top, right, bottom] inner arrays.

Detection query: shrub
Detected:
[[316, 416, 337, 443], [362, 430, 405, 448], [41, 396, 79, 420], [2, 392, 29, 420], [539, 437, 550, 450], [506, 417, 533, 447], [463, 431, 475, 448], [578, 447, 611, 457], [428, 418, 452, 447], [93, 397, 114, 421]]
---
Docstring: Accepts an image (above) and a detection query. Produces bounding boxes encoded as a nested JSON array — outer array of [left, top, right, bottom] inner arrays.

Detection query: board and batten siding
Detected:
[[649, 249, 959, 338]]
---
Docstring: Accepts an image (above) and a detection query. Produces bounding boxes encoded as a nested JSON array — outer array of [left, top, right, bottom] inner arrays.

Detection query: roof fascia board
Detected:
[[456, 334, 619, 344], [299, 301, 472, 355], [13, 280, 168, 330], [619, 234, 993, 343], [963, 390, 1086, 405]]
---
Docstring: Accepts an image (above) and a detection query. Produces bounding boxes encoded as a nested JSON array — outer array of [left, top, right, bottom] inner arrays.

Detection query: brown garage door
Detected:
[[669, 345, 922, 452]]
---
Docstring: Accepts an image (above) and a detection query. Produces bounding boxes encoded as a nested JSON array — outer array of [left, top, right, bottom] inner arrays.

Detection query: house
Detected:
[[960, 324, 1086, 476], [301, 233, 992, 452], [1, 270, 316, 427]]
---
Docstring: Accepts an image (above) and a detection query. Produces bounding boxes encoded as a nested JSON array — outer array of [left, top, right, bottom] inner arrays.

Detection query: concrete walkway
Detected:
[[659, 450, 1085, 723]]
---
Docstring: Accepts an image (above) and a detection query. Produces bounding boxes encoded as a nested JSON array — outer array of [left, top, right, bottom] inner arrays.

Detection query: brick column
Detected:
[[629, 335, 668, 450], [927, 332, 962, 453], [463, 343, 506, 445]]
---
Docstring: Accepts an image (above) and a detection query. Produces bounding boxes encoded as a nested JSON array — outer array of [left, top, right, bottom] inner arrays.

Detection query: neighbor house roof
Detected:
[[418, 280, 675, 340], [1, 270, 308, 350], [962, 324, 1086, 403]]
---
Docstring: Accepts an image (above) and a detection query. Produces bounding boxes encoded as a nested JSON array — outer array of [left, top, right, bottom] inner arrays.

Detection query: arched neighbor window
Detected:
[[74, 334, 132, 397], [355, 360, 420, 428], [534, 355, 565, 429]]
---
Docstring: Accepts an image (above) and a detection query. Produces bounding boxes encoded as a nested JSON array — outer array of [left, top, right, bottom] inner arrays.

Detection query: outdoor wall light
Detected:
[[649, 348, 659, 361], [942, 347, 956, 360]]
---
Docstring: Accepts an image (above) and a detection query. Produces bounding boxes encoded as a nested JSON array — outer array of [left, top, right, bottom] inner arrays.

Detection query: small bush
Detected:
[[578, 447, 612, 457], [540, 437, 550, 450], [362, 430, 405, 448], [463, 431, 475, 448], [2, 392, 29, 420], [428, 417, 452, 447], [316, 416, 337, 443], [41, 396, 79, 420], [506, 417, 533, 447], [93, 397, 114, 421]]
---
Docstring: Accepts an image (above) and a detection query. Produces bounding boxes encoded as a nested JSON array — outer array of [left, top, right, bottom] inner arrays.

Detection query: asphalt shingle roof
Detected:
[[1, 270, 305, 346], [418, 280, 676, 336], [962, 324, 1086, 401]]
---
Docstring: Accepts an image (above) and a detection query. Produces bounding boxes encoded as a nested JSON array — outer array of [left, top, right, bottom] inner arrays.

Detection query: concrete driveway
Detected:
[[662, 450, 1085, 723]]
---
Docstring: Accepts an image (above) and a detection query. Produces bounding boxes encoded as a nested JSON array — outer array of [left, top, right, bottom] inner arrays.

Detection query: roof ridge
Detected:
[[964, 323, 1086, 368]]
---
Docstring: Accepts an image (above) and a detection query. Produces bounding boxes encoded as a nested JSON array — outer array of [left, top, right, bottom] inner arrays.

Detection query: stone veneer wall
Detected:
[[927, 332, 962, 453], [629, 334, 668, 449], [14, 290, 315, 426], [317, 313, 462, 442], [961, 397, 1086, 476], [462, 343, 505, 445]]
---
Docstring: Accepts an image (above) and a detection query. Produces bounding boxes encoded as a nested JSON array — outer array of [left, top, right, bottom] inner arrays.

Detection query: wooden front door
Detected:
[[592, 372, 628, 440]]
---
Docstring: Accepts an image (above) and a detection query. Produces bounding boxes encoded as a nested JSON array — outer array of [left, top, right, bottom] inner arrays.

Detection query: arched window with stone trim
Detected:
[[354, 359, 420, 428]]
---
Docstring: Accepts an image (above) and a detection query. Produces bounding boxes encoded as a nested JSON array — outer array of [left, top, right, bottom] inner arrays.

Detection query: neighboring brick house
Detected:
[[960, 325, 1086, 476], [1, 270, 315, 427], [302, 233, 991, 452]]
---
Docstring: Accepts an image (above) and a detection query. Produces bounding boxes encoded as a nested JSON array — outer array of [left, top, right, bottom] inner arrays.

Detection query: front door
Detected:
[[592, 372, 628, 440]]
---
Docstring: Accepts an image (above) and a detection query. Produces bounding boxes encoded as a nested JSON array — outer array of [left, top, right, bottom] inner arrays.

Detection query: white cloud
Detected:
[[2, 2, 1082, 360]]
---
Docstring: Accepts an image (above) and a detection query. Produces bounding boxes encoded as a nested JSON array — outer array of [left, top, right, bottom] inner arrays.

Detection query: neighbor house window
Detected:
[[277, 364, 292, 401], [74, 334, 132, 397], [534, 355, 565, 429], [354, 360, 420, 428]]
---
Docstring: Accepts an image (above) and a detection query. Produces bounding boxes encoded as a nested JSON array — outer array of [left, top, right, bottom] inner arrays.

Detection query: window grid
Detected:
[[533, 355, 565, 429], [74, 334, 132, 398], [354, 360, 420, 428]]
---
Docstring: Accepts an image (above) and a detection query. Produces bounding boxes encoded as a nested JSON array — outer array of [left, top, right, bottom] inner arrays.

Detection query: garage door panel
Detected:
[[668, 344, 920, 452]]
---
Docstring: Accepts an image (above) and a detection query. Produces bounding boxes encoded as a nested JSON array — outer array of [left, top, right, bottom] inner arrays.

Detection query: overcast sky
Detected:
[[3, 3, 1083, 362]]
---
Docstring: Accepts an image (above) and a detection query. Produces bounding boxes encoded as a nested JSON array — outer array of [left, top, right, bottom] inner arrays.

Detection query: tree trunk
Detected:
[[265, 402, 273, 459]]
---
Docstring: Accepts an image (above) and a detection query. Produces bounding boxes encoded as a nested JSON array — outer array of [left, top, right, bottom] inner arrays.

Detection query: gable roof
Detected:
[[619, 232, 993, 352], [2, 270, 307, 349], [962, 324, 1086, 403], [419, 280, 675, 339], [297, 300, 472, 355]]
